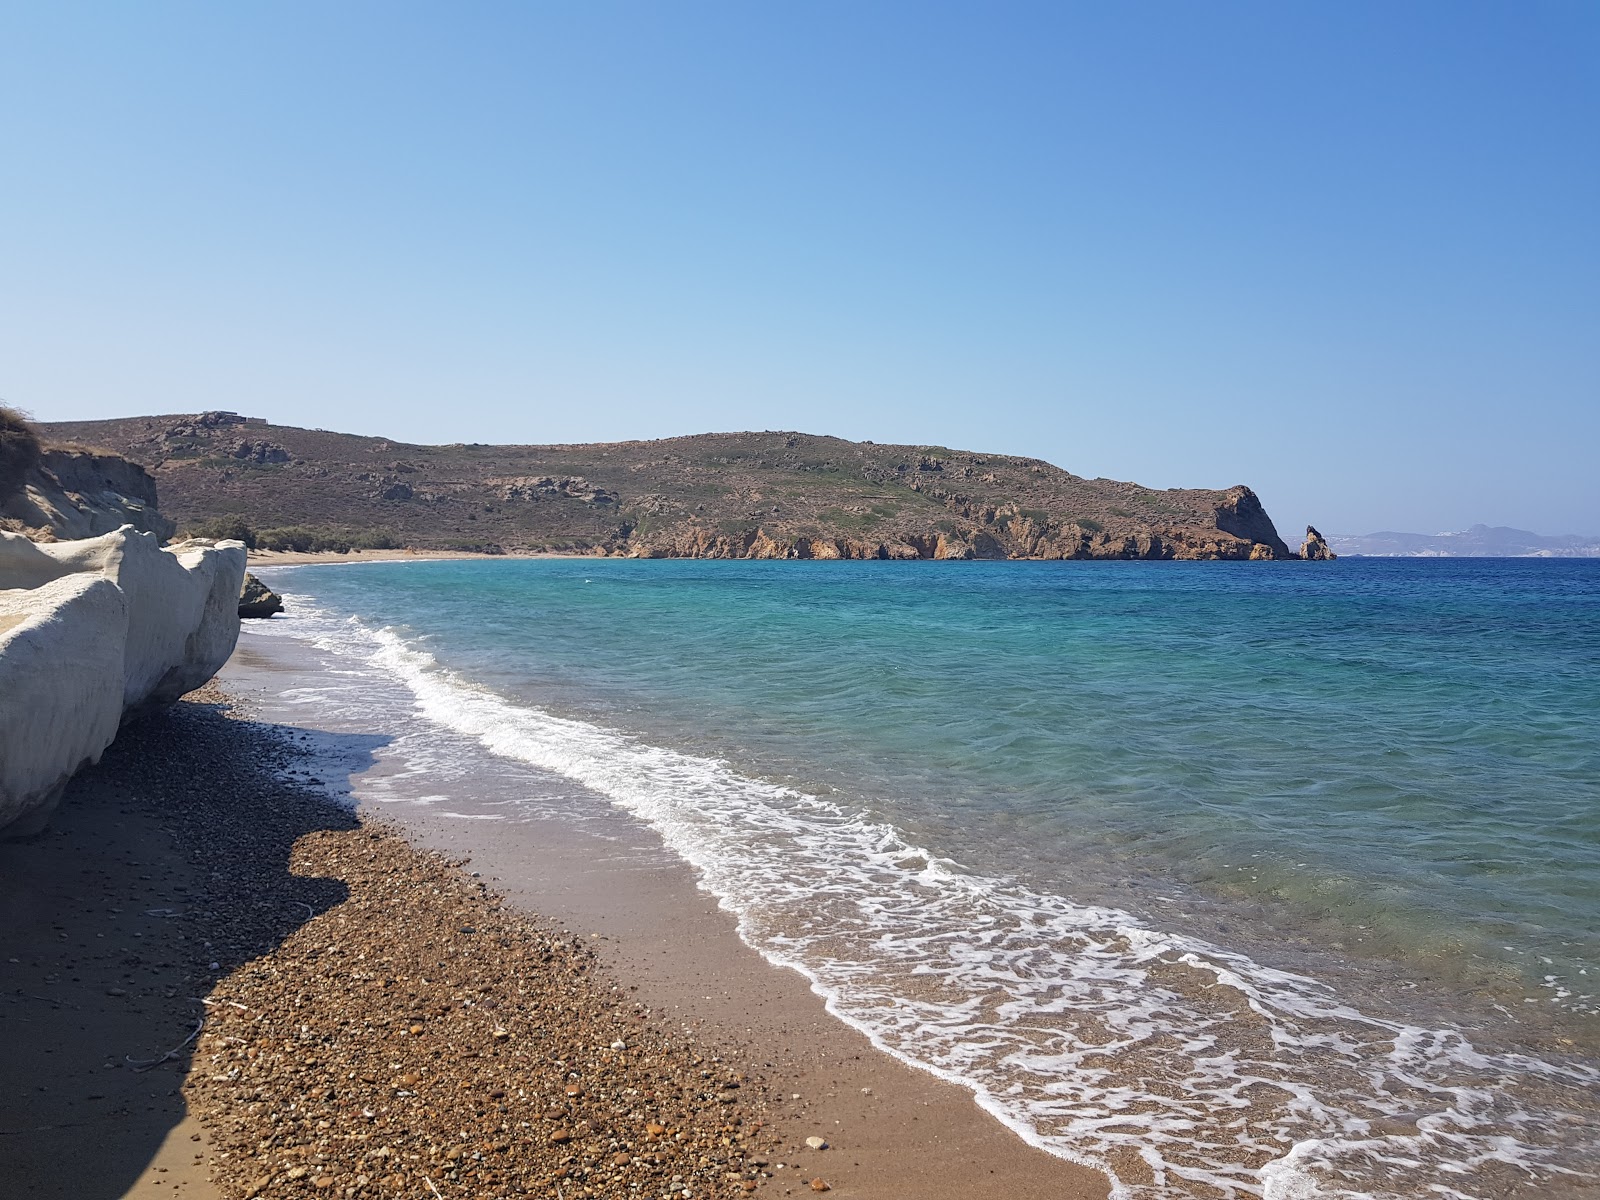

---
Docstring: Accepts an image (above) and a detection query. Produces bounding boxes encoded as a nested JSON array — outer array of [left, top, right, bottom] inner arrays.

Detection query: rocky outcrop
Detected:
[[1300, 525, 1336, 561], [496, 476, 618, 506], [228, 438, 291, 464], [239, 572, 284, 618], [0, 527, 246, 836], [1, 448, 175, 542], [1213, 487, 1293, 560], [616, 519, 1300, 562]]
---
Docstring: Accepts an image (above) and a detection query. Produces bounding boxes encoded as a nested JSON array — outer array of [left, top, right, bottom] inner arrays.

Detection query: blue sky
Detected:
[[2, 2, 1595, 535]]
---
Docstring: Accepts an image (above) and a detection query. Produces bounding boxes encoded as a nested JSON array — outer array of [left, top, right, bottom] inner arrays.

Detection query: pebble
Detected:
[[805, 1136, 828, 1150], [143, 685, 779, 1200]]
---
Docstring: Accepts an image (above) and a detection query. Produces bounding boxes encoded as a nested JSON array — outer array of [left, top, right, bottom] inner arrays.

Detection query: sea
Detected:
[[238, 556, 1600, 1199]]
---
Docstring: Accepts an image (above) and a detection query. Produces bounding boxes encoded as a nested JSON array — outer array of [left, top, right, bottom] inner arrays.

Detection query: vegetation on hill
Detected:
[[0, 407, 43, 503], [38, 411, 1303, 560], [3, 408, 177, 541]]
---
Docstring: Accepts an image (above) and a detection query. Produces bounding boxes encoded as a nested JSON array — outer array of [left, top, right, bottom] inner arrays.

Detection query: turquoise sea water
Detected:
[[249, 557, 1600, 1198]]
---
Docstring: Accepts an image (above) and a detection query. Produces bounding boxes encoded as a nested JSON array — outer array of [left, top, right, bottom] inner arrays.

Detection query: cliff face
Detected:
[[616, 494, 1286, 561], [1, 448, 175, 542], [0, 528, 247, 837], [40, 415, 1314, 561]]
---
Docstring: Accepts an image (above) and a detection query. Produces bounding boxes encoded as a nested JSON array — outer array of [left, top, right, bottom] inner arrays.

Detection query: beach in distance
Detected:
[[202, 553, 1600, 1198]]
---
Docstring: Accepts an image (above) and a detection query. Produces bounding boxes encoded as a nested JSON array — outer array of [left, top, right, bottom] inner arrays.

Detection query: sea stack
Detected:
[[1301, 525, 1336, 560]]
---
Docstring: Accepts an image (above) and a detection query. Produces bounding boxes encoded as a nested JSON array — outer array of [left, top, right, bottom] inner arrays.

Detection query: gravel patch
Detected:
[[120, 684, 777, 1198]]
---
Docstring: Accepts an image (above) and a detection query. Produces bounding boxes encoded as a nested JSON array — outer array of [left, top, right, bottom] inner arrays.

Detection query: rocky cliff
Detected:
[[2, 408, 175, 542], [40, 414, 1326, 561], [0, 528, 246, 837]]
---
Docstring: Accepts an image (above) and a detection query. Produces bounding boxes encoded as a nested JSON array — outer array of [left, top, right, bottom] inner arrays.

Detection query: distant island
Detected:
[[1329, 525, 1600, 558], [35, 412, 1334, 561]]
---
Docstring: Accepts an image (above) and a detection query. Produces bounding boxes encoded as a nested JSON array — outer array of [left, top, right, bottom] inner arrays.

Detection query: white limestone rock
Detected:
[[0, 526, 248, 836], [0, 574, 128, 836]]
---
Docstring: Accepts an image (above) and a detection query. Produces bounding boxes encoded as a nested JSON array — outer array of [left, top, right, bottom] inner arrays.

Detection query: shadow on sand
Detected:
[[0, 693, 386, 1199]]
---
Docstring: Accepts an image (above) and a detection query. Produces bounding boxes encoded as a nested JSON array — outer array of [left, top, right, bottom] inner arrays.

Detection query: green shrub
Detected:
[[182, 518, 400, 553], [254, 526, 401, 553], [185, 516, 259, 547]]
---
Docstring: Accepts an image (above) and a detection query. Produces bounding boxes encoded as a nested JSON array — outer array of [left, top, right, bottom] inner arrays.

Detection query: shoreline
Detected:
[[219, 638, 1111, 1200], [0, 669, 1108, 1198]]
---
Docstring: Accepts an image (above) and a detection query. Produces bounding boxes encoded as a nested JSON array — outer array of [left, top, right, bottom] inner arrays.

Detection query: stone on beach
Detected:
[[237, 571, 284, 618]]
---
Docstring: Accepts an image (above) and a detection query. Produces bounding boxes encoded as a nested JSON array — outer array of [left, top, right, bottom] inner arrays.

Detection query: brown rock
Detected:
[[238, 572, 283, 618], [1300, 524, 1336, 561]]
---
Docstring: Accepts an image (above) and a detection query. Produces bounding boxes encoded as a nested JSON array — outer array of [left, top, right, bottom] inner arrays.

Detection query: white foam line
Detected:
[[245, 597, 1600, 1200]]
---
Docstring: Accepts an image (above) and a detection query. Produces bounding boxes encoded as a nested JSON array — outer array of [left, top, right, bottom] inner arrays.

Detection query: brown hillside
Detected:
[[37, 412, 1299, 560]]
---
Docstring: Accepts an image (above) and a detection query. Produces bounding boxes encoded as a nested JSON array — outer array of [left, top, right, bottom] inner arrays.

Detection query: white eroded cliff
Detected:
[[0, 527, 247, 835]]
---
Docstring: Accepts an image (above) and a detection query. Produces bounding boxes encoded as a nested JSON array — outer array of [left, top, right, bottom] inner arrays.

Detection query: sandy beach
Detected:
[[1, 671, 1109, 1199]]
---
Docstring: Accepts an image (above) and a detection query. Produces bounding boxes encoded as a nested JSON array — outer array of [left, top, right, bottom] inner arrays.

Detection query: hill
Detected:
[[37, 412, 1310, 560]]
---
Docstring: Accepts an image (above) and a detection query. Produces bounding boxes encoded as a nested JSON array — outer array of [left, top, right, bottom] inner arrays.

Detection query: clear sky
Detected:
[[2, 2, 1596, 536]]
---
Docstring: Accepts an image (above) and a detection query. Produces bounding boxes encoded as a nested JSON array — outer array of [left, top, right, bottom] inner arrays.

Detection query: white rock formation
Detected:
[[0, 527, 247, 836]]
